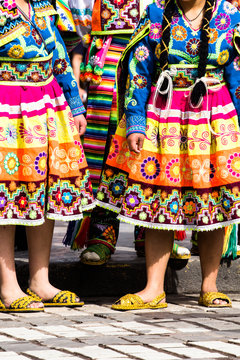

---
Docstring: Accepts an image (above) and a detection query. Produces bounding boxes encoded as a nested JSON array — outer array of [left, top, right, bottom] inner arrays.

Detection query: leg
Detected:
[[198, 228, 226, 305], [0, 225, 42, 308], [136, 229, 174, 302], [26, 219, 59, 300]]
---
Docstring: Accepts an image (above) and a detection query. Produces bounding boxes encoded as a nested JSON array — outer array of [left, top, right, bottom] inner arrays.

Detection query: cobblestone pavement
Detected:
[[7, 222, 240, 359], [0, 295, 240, 360]]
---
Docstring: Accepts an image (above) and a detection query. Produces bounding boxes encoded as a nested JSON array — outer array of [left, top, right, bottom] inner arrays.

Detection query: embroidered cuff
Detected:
[[126, 115, 146, 137], [67, 96, 86, 116]]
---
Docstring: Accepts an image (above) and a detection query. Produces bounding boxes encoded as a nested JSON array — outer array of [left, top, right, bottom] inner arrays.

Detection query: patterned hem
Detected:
[[117, 215, 240, 232], [96, 200, 120, 214], [81, 201, 96, 212], [0, 218, 45, 226], [46, 214, 83, 222]]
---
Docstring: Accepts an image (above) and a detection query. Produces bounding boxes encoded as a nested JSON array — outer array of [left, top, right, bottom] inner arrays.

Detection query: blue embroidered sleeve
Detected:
[[52, 23, 85, 116], [124, 7, 154, 137]]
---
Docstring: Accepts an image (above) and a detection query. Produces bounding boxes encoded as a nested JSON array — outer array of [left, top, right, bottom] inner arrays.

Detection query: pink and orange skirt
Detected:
[[0, 54, 94, 225], [97, 65, 240, 231]]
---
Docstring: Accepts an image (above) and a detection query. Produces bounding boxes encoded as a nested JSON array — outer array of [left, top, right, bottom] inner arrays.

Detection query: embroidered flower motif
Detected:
[[34, 16, 47, 30], [1, 71, 11, 81], [55, 191, 62, 203], [155, 43, 161, 59], [23, 23, 31, 37], [0, 197, 6, 208], [166, 158, 180, 183], [29, 210, 37, 219], [169, 200, 178, 214], [130, 8, 138, 17], [112, 181, 124, 195], [141, 156, 160, 180], [9, 181, 17, 192], [6, 124, 17, 144], [30, 72, 40, 82], [0, 16, 7, 26], [144, 187, 153, 198], [102, 225, 116, 245], [172, 25, 187, 41], [235, 85, 240, 99], [222, 197, 230, 210], [216, 212, 224, 221], [108, 138, 119, 160], [8, 45, 24, 59], [156, 0, 165, 9], [113, 19, 125, 29], [139, 211, 147, 220], [202, 216, 209, 224], [183, 200, 196, 215], [7, 209, 13, 218], [34, 152, 47, 176], [227, 152, 240, 177], [62, 191, 73, 204], [158, 214, 165, 222], [40, 193, 45, 206], [226, 29, 234, 46], [3, 0, 16, 10], [32, 29, 42, 45], [149, 23, 162, 40], [18, 196, 27, 209], [15, 63, 28, 73], [208, 28, 218, 44], [101, 9, 111, 19], [97, 191, 104, 201], [217, 50, 229, 65], [113, 0, 124, 4], [151, 199, 159, 213], [4, 152, 20, 175], [135, 46, 149, 62], [215, 13, 231, 31], [186, 38, 200, 56], [53, 58, 68, 75], [234, 56, 240, 71], [133, 75, 147, 89], [223, 1, 237, 14], [126, 194, 139, 208], [28, 182, 36, 193], [81, 198, 88, 206]]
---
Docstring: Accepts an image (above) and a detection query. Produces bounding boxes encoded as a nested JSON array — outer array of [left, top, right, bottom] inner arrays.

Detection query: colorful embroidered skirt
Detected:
[[97, 66, 240, 231], [0, 55, 94, 225]]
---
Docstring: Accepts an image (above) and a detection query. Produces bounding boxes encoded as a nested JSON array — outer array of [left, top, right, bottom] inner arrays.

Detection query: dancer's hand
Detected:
[[74, 114, 87, 136], [127, 133, 145, 154]]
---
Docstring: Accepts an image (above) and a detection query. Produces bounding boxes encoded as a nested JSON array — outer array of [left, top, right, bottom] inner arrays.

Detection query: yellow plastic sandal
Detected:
[[198, 292, 232, 308], [111, 292, 168, 311], [0, 296, 44, 313], [27, 288, 84, 307]]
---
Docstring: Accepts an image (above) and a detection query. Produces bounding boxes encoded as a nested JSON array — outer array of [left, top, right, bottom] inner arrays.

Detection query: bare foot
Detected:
[[29, 282, 81, 303], [135, 289, 166, 304]]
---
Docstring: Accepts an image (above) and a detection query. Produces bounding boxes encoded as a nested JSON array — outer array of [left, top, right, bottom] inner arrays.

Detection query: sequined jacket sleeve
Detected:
[[52, 22, 85, 116], [124, 7, 155, 137]]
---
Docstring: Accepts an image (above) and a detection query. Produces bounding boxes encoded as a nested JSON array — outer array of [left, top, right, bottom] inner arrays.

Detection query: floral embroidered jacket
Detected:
[[0, 0, 85, 116], [122, 0, 240, 136]]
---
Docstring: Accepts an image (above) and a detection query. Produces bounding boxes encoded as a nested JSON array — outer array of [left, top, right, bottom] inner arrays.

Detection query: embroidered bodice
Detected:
[[0, 0, 84, 115], [123, 0, 240, 136]]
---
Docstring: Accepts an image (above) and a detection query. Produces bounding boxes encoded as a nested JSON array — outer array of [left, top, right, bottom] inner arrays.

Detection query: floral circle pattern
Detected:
[[109, 138, 119, 160], [227, 152, 240, 177], [4, 152, 20, 175], [62, 192, 73, 204], [133, 75, 147, 89], [34, 152, 47, 176], [135, 46, 149, 62], [215, 13, 231, 30], [166, 159, 180, 182], [0, 197, 6, 209], [3, 0, 16, 10], [126, 194, 139, 208], [18, 196, 27, 209], [172, 25, 187, 41], [186, 38, 200, 56], [217, 50, 229, 65], [8, 45, 24, 59], [226, 29, 234, 46], [141, 156, 160, 180], [208, 28, 218, 44], [53, 59, 68, 74], [234, 56, 240, 71], [183, 200, 196, 215], [149, 23, 162, 40], [170, 200, 179, 214]]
